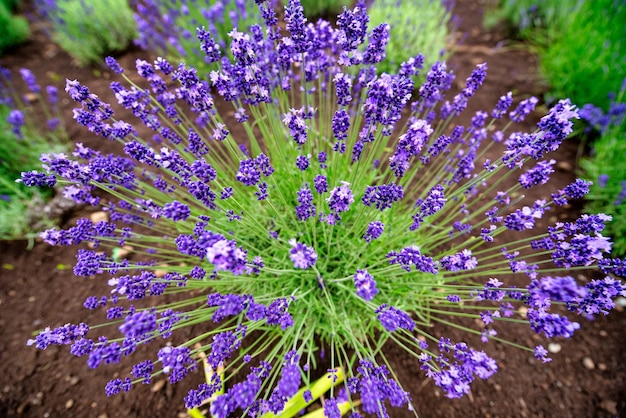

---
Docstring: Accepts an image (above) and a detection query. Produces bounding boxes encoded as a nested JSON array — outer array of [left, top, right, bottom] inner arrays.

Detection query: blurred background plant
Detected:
[[483, 0, 582, 40], [485, 0, 626, 110], [579, 81, 626, 256], [32, 0, 137, 66], [297, 0, 351, 18], [366, 0, 455, 78], [0, 68, 69, 239], [131, 0, 273, 75], [0, 0, 30, 55]]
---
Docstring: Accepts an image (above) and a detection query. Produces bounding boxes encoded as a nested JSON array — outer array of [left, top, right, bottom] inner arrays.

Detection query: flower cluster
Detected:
[[25, 1, 625, 416]]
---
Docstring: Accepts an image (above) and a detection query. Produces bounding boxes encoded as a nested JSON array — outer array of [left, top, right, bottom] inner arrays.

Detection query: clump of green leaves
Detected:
[[579, 86, 626, 255], [367, 0, 454, 79], [485, 0, 626, 109], [132, 0, 270, 76], [296, 0, 351, 18], [0, 0, 29, 54], [540, 0, 626, 108], [483, 0, 583, 38], [34, 0, 136, 66], [0, 69, 69, 239]]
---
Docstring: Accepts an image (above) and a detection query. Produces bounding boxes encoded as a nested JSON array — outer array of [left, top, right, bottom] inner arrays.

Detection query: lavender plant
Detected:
[[25, 1, 626, 416], [0, 0, 29, 55], [132, 0, 274, 75], [33, 0, 136, 66], [579, 82, 626, 255], [295, 0, 351, 17], [0, 67, 68, 238], [366, 0, 454, 78]]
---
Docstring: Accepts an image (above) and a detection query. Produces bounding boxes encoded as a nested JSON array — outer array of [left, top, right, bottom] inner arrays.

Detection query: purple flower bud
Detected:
[[353, 269, 378, 301], [289, 239, 317, 269], [327, 181, 354, 213]]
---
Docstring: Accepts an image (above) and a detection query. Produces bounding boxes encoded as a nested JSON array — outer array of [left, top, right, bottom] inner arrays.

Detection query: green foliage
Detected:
[[1, 0, 21, 10], [485, 0, 626, 110], [483, 0, 582, 37], [0, 106, 59, 239], [132, 0, 265, 76], [297, 0, 351, 18], [367, 0, 453, 78], [0, 70, 69, 239], [0, 0, 29, 54], [540, 0, 626, 109], [579, 95, 626, 256], [35, 0, 136, 66]]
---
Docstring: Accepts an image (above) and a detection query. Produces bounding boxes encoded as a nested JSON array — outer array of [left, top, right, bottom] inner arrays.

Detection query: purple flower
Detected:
[[162, 201, 191, 221], [185, 377, 222, 409], [574, 276, 626, 316], [363, 23, 390, 64], [327, 181, 354, 213], [387, 246, 438, 274], [334, 72, 353, 106], [105, 57, 124, 74], [332, 109, 350, 141], [336, 3, 369, 52], [519, 159, 556, 188], [363, 221, 384, 242], [205, 238, 248, 275], [19, 171, 57, 188], [440, 250, 478, 272], [323, 397, 341, 418], [284, 0, 308, 53], [158, 346, 196, 384], [376, 304, 415, 332], [362, 183, 404, 211], [295, 155, 310, 171], [196, 27, 221, 63], [296, 184, 316, 221], [105, 377, 132, 396], [534, 345, 552, 363], [351, 360, 410, 414], [504, 204, 543, 231], [492, 91, 513, 118], [207, 293, 248, 322], [410, 184, 446, 230], [509, 96, 538, 122], [283, 108, 308, 145], [236, 158, 261, 186], [313, 175, 328, 194], [119, 310, 157, 339], [289, 240, 317, 269], [19, 68, 40, 93], [353, 269, 378, 301], [208, 325, 247, 369], [26, 322, 89, 350], [7, 109, 24, 137]]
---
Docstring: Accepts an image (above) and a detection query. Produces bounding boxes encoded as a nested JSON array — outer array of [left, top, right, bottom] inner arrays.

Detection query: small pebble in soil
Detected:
[[598, 363, 607, 371], [556, 161, 573, 171], [151, 379, 166, 392], [548, 343, 561, 353], [28, 296, 36, 303], [599, 330, 608, 337], [65, 399, 74, 409], [90, 211, 109, 223], [518, 306, 528, 319], [582, 357, 595, 370], [600, 400, 618, 415]]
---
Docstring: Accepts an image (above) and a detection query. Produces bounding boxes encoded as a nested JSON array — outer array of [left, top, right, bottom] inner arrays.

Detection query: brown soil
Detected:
[[1, 1, 625, 417]]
